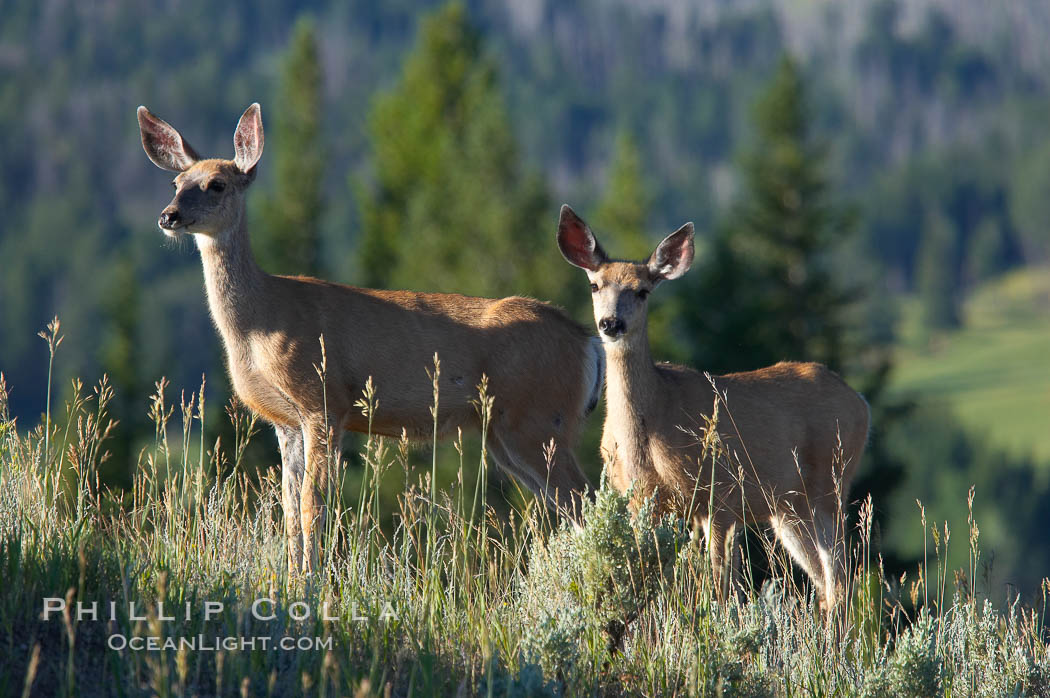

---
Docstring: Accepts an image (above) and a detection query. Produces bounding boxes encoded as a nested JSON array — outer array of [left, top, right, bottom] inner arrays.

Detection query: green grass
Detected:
[[2, 331, 1049, 696], [890, 267, 1050, 464]]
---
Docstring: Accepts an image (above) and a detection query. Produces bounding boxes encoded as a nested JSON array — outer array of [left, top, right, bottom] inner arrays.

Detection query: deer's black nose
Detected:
[[598, 317, 625, 338], [158, 208, 180, 229]]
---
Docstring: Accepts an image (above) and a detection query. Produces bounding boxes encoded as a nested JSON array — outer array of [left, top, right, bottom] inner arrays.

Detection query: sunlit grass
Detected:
[[1, 327, 1048, 696]]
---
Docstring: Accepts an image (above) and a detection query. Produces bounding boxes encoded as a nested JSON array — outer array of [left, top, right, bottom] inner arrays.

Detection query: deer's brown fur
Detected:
[[138, 105, 602, 574], [558, 205, 869, 609]]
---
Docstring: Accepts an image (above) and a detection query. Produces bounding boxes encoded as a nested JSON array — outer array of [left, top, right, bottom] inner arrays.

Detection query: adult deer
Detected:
[[137, 104, 603, 574], [557, 205, 869, 609]]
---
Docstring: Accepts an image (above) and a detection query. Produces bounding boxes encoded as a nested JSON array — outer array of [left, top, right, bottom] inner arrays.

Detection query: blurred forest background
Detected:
[[1, 0, 1049, 596]]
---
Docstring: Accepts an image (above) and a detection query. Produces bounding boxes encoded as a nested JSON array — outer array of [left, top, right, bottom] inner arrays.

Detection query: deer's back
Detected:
[[630, 360, 869, 516], [237, 276, 595, 436]]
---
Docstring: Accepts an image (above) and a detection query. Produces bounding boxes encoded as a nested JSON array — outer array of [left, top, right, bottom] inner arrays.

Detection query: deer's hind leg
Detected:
[[769, 509, 831, 609], [813, 504, 845, 611], [275, 423, 305, 575], [703, 514, 739, 601], [489, 425, 591, 521]]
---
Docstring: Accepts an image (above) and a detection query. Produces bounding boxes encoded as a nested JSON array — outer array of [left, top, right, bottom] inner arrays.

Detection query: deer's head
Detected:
[[557, 205, 693, 345], [137, 104, 264, 240]]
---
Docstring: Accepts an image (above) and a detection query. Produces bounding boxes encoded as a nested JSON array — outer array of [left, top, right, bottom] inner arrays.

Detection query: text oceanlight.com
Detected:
[[108, 634, 334, 651]]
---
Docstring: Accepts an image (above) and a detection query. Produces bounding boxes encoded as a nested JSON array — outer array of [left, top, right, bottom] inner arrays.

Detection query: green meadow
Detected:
[[891, 267, 1050, 466]]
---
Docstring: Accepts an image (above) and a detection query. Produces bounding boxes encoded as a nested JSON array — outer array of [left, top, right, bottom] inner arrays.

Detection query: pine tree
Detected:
[[680, 57, 856, 374], [679, 57, 909, 575], [590, 131, 683, 357], [255, 17, 325, 276], [917, 207, 960, 331], [965, 216, 1006, 286], [98, 251, 142, 489], [592, 132, 652, 260], [357, 2, 573, 307]]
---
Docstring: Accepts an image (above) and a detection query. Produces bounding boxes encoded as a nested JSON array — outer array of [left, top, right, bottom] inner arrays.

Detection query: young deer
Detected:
[[557, 205, 869, 609], [137, 104, 604, 574]]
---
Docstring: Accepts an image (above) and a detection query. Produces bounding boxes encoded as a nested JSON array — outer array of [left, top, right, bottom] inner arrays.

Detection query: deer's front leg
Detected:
[[299, 418, 337, 574], [275, 423, 305, 575]]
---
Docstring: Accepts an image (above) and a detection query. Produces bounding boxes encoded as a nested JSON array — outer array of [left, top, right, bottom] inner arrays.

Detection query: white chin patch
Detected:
[[160, 225, 186, 238]]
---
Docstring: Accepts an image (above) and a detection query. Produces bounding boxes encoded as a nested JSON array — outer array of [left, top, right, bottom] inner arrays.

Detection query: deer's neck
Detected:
[[195, 209, 267, 346], [603, 334, 659, 448]]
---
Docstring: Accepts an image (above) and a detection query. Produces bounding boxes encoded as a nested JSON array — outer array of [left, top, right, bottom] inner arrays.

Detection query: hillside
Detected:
[[890, 267, 1050, 464]]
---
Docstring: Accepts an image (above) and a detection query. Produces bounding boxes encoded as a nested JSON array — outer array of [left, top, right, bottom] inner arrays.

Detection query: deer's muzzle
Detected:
[[598, 317, 625, 339], [158, 207, 182, 230]]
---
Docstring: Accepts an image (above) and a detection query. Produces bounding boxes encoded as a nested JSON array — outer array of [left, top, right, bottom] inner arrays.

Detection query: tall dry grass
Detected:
[[1, 321, 1048, 696]]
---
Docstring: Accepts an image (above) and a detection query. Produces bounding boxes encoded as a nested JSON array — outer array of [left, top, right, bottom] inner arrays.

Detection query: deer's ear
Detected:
[[137, 106, 200, 172], [557, 205, 607, 271], [233, 103, 264, 177], [648, 223, 694, 281]]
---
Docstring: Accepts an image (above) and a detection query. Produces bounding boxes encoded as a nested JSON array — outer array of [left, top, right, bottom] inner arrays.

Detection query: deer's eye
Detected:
[[637, 289, 650, 301], [207, 180, 226, 193], [589, 283, 599, 293]]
